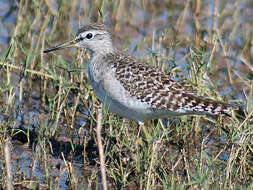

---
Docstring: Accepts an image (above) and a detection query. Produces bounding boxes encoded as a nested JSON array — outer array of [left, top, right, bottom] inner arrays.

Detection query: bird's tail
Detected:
[[180, 93, 252, 123], [182, 93, 237, 116]]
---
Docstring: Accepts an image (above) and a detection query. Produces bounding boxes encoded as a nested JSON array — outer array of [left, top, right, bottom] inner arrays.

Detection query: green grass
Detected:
[[0, 0, 252, 189]]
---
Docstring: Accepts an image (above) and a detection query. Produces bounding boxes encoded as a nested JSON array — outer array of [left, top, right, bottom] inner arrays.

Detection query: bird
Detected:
[[43, 23, 237, 126]]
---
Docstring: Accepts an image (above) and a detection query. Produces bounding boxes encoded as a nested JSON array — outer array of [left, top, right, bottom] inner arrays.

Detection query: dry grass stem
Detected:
[[96, 108, 108, 190]]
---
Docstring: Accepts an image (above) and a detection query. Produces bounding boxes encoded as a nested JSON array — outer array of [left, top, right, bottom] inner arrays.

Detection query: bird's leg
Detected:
[[138, 121, 152, 142]]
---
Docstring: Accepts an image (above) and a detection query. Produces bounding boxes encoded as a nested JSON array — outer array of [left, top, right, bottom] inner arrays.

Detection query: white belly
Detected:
[[89, 72, 152, 123]]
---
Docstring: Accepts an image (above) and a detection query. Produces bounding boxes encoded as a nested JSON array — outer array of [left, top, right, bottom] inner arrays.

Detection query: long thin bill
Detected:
[[43, 39, 77, 53]]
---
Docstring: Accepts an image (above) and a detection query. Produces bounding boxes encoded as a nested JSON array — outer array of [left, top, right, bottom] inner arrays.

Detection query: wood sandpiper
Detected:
[[44, 23, 236, 126]]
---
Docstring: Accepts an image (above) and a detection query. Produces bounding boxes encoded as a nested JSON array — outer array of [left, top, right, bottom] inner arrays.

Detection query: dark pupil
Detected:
[[86, 33, 93, 39]]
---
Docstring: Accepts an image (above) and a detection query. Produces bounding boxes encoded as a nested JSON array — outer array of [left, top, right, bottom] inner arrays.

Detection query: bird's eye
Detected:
[[86, 33, 93, 39]]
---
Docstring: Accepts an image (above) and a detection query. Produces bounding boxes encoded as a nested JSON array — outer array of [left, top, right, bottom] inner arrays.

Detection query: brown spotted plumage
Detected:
[[44, 24, 237, 124], [106, 52, 235, 117]]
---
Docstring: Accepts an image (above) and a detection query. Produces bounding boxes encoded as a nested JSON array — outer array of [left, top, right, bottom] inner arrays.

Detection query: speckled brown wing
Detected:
[[106, 52, 236, 115]]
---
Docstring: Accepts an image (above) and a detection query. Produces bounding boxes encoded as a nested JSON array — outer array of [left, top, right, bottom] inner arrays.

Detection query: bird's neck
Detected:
[[89, 50, 114, 83], [89, 39, 116, 67], [90, 47, 115, 62], [89, 50, 110, 68], [91, 38, 115, 56]]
